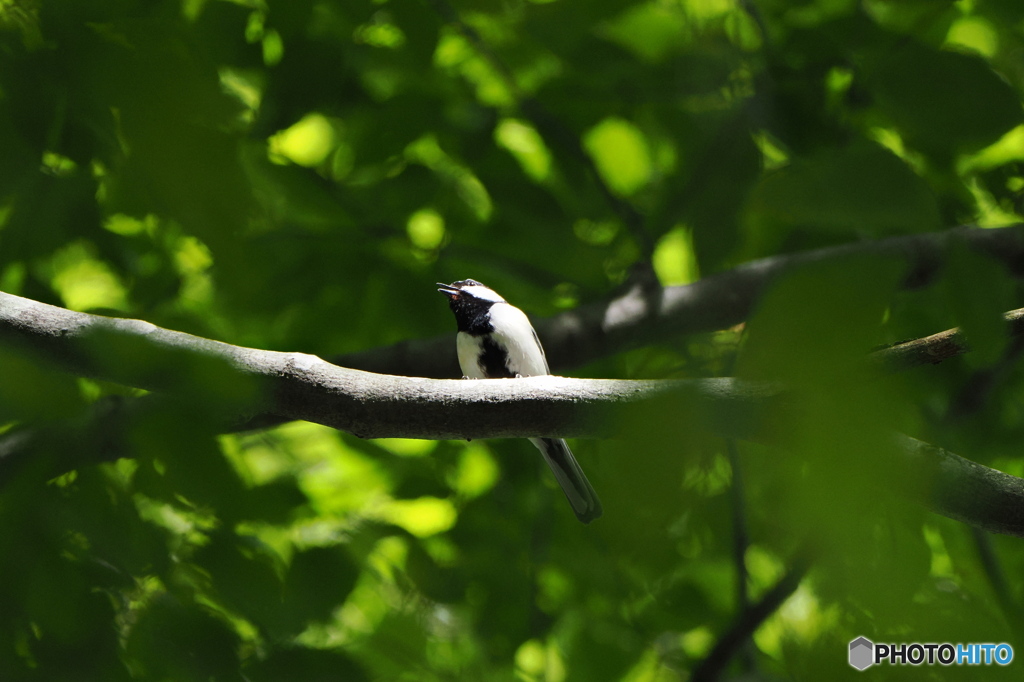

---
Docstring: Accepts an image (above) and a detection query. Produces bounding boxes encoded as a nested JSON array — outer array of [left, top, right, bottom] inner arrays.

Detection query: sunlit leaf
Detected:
[[584, 117, 653, 196], [268, 113, 338, 167], [652, 226, 700, 285]]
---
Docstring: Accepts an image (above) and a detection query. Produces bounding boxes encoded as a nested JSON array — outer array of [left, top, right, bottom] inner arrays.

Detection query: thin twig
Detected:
[[725, 439, 756, 674], [972, 528, 1012, 606], [690, 558, 810, 682], [970, 528, 1024, 639], [872, 308, 1024, 373]]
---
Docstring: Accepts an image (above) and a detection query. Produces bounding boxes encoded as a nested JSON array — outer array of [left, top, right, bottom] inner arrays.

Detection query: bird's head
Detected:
[[437, 280, 506, 330], [437, 280, 505, 302]]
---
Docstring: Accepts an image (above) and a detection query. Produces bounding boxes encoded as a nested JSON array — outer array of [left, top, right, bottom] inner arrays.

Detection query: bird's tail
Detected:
[[529, 438, 603, 524]]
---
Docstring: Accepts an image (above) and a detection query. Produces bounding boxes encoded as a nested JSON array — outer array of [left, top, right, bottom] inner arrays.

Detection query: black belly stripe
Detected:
[[480, 336, 515, 378]]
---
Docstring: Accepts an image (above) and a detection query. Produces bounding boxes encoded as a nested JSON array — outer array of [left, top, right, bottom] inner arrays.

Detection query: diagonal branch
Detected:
[[872, 308, 1024, 372], [690, 557, 810, 682], [339, 224, 1024, 378], [725, 440, 756, 673], [901, 436, 1024, 538]]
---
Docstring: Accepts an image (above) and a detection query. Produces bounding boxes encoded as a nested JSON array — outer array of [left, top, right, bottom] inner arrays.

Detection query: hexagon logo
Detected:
[[849, 636, 874, 671]]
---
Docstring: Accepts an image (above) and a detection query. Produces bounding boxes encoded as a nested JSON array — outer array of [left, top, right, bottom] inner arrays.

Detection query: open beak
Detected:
[[437, 282, 460, 298]]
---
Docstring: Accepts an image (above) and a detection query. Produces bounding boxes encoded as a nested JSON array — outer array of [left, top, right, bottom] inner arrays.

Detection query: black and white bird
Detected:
[[437, 279, 602, 524]]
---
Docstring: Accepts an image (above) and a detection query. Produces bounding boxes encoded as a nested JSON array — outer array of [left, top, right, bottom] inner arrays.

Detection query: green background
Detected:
[[1, 0, 1023, 680]]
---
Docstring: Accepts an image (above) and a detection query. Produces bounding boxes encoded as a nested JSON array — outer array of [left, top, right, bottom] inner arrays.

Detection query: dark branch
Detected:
[[971, 528, 1024, 640], [339, 224, 1024, 379], [690, 558, 810, 682], [725, 440, 756, 673], [872, 308, 1024, 372], [901, 436, 1024, 538]]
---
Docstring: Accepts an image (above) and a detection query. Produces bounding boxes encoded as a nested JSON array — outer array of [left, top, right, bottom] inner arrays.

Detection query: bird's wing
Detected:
[[488, 303, 549, 376]]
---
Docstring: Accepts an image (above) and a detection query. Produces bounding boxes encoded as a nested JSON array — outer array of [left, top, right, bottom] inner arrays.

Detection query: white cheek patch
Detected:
[[461, 285, 505, 303]]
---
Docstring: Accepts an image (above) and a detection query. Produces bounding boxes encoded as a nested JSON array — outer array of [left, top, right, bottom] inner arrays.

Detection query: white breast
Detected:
[[456, 332, 487, 379]]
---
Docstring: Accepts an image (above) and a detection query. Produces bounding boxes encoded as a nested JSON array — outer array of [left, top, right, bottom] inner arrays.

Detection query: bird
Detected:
[[437, 279, 603, 523]]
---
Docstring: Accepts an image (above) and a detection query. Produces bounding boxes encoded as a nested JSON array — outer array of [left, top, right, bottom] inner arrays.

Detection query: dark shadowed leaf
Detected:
[[124, 594, 241, 682], [281, 546, 360, 631], [246, 646, 369, 682], [745, 141, 941, 241], [864, 41, 1023, 159]]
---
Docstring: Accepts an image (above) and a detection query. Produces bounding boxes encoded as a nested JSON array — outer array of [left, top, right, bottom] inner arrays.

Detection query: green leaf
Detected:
[[0, 345, 85, 423], [281, 546, 360, 631], [584, 117, 653, 196], [745, 141, 941, 239], [124, 594, 241, 682], [942, 237, 1014, 367], [864, 41, 1024, 159], [193, 531, 286, 632], [246, 647, 369, 682]]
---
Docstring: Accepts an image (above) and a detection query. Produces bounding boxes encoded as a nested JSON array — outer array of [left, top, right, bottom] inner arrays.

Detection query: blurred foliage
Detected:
[[1, 0, 1024, 680]]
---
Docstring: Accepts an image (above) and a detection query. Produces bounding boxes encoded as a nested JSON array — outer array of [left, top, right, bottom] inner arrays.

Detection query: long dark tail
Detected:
[[529, 438, 603, 524]]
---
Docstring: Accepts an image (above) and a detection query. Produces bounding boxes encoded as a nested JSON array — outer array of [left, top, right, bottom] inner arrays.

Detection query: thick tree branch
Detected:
[[339, 224, 1024, 378], [0, 291, 776, 441], [901, 436, 1024, 538], [2, 292, 1024, 537]]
